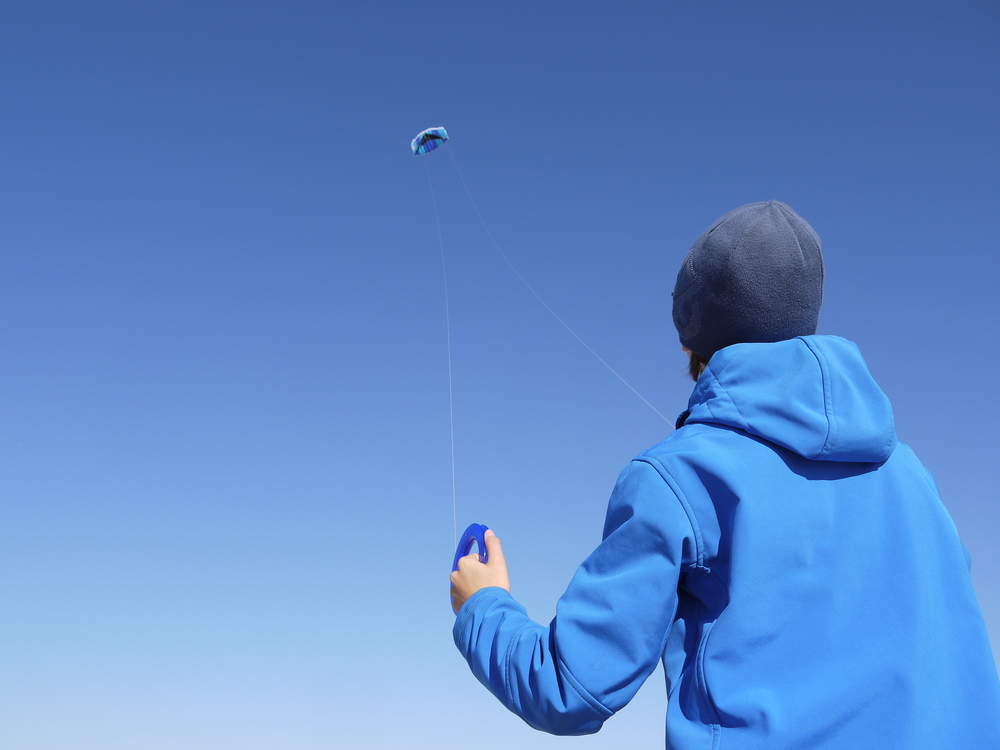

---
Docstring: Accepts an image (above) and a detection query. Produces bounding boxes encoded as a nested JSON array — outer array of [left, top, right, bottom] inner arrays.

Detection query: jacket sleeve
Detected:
[[452, 459, 695, 735]]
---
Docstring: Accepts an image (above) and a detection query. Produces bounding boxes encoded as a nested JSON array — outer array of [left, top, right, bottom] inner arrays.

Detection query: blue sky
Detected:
[[1, 2, 998, 748]]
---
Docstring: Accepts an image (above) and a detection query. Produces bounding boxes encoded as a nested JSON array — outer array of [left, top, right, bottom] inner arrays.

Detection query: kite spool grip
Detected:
[[452, 523, 490, 572]]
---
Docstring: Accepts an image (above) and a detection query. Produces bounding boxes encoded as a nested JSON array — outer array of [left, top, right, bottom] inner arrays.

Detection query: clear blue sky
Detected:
[[1, 2, 998, 748]]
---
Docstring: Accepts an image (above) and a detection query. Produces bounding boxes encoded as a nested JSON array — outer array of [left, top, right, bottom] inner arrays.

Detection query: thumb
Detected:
[[484, 529, 505, 567]]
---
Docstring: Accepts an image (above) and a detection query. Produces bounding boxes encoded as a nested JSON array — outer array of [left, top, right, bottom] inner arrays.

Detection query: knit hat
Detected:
[[672, 201, 824, 360]]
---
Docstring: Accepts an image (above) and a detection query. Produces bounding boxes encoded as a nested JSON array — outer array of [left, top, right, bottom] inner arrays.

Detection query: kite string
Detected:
[[447, 147, 670, 424], [425, 158, 458, 548]]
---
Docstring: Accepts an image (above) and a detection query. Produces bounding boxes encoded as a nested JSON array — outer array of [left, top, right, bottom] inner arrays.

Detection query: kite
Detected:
[[412, 126, 449, 155]]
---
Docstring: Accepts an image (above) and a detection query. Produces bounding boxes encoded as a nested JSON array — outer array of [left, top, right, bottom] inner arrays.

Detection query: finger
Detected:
[[484, 529, 505, 568]]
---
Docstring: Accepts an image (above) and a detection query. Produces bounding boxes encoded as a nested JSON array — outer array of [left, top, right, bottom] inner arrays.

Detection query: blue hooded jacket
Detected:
[[454, 336, 1000, 748]]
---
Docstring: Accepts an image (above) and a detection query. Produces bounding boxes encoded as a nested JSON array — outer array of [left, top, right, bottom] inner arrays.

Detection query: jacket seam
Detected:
[[697, 617, 724, 727], [634, 456, 705, 568], [882, 396, 896, 458], [503, 627, 523, 707], [635, 458, 725, 745], [456, 606, 475, 645], [802, 336, 837, 458], [501, 630, 611, 721], [555, 654, 615, 719], [455, 588, 495, 644], [707, 352, 753, 433]]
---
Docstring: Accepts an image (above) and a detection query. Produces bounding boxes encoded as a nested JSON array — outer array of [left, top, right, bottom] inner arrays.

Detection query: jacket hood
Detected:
[[683, 336, 896, 462]]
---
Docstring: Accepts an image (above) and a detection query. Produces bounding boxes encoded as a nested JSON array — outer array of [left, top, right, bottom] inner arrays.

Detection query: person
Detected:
[[449, 201, 1000, 748]]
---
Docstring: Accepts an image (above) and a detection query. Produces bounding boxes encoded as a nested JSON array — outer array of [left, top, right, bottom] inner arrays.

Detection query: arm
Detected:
[[452, 460, 694, 735]]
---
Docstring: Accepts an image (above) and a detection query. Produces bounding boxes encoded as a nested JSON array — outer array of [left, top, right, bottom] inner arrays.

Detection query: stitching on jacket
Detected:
[[455, 587, 494, 645], [555, 654, 614, 719], [637, 456, 727, 744], [502, 627, 613, 722], [456, 605, 475, 645], [699, 366, 721, 424], [883, 393, 896, 458], [635, 456, 705, 568], [707, 352, 752, 433], [803, 336, 836, 458], [503, 628, 522, 707], [696, 616, 724, 729], [625, 457, 701, 690]]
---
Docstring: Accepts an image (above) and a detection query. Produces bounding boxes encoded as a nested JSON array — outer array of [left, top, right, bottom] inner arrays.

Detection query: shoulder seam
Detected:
[[633, 456, 705, 569]]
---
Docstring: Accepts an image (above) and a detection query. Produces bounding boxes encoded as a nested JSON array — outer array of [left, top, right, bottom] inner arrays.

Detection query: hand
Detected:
[[450, 529, 510, 614]]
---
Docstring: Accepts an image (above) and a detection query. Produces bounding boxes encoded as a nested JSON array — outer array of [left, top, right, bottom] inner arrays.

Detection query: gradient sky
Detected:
[[1, 2, 998, 748]]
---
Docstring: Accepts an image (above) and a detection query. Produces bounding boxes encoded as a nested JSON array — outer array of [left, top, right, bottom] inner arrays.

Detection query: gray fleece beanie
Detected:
[[672, 201, 824, 360]]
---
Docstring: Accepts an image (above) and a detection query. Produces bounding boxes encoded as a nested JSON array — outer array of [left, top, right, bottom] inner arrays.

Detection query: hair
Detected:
[[688, 350, 709, 382]]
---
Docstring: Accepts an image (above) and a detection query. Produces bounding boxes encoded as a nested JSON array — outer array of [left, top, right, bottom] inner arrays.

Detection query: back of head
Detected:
[[672, 201, 824, 360]]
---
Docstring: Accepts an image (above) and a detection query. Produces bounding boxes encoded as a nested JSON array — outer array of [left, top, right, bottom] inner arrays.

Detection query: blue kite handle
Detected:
[[452, 523, 490, 572]]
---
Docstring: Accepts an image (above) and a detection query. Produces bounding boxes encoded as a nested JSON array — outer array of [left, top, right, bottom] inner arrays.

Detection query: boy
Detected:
[[450, 201, 1000, 748]]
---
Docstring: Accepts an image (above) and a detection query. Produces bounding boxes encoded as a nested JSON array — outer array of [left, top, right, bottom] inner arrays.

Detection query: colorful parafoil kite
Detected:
[[412, 127, 449, 155]]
